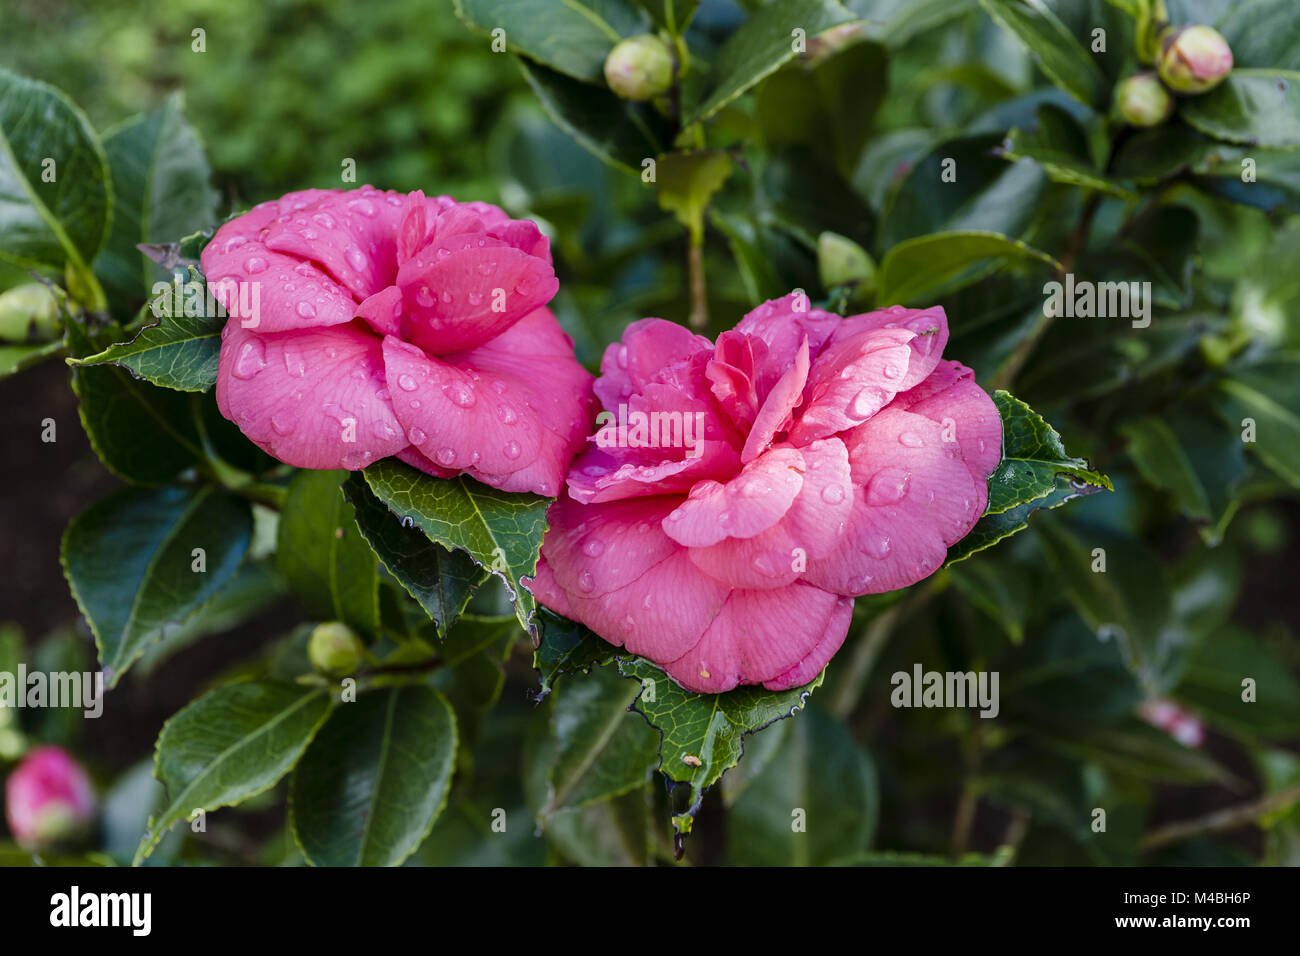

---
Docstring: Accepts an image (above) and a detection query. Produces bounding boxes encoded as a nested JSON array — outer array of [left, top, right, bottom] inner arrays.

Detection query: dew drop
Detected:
[[577, 570, 596, 594], [436, 447, 456, 466], [416, 286, 435, 308], [232, 339, 266, 379], [821, 484, 845, 504], [582, 538, 605, 558], [243, 256, 269, 275], [899, 431, 924, 448], [443, 381, 476, 407], [407, 427, 427, 444], [397, 374, 418, 392], [615, 344, 629, 370], [497, 405, 517, 424], [345, 248, 368, 272], [223, 235, 248, 252], [348, 198, 377, 217], [295, 301, 316, 320], [867, 468, 910, 506], [504, 439, 522, 460], [864, 534, 892, 559], [850, 386, 885, 419], [270, 408, 297, 435]]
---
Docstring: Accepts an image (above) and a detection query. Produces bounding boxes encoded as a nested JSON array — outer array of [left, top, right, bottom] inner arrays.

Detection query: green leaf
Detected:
[[757, 40, 888, 179], [136, 680, 332, 864], [290, 685, 457, 867], [1109, 121, 1214, 182], [532, 608, 619, 696], [977, 0, 1108, 108], [1122, 416, 1211, 521], [65, 316, 205, 484], [540, 662, 660, 818], [1041, 720, 1234, 785], [876, 231, 1059, 305], [343, 474, 488, 638], [1181, 70, 1300, 150], [62, 485, 252, 686], [0, 68, 111, 278], [1176, 627, 1300, 742], [1215, 355, 1300, 489], [361, 458, 552, 634], [726, 704, 878, 865], [1214, 0, 1300, 72], [879, 135, 1046, 248], [277, 470, 381, 636], [454, 0, 649, 82], [1032, 517, 1180, 685], [517, 58, 671, 174], [656, 150, 733, 243], [949, 556, 1031, 643], [613, 656, 825, 834], [70, 297, 222, 392], [1001, 105, 1132, 197], [947, 473, 1097, 565], [94, 94, 218, 308], [686, 0, 859, 125], [986, 390, 1112, 515]]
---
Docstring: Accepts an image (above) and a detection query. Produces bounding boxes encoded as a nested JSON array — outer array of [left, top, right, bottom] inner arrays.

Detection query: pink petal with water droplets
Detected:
[[660, 583, 850, 693], [216, 321, 405, 470], [356, 285, 403, 338], [687, 437, 852, 588], [742, 336, 809, 462], [891, 360, 1002, 480], [593, 318, 715, 409], [786, 326, 916, 445], [833, 304, 948, 390], [664, 445, 804, 548], [802, 407, 986, 596], [735, 292, 839, 393]]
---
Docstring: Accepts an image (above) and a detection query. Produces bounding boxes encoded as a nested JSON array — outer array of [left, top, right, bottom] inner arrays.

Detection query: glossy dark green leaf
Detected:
[[517, 58, 671, 174], [539, 662, 659, 818], [986, 390, 1112, 514], [0, 68, 111, 276], [343, 474, 487, 638], [757, 40, 887, 179], [726, 704, 878, 865], [1176, 626, 1300, 741], [1122, 416, 1211, 521], [532, 608, 618, 697], [1215, 355, 1300, 489], [136, 680, 332, 864], [454, 0, 649, 82], [1181, 70, 1300, 150], [1214, 0, 1300, 71], [277, 470, 380, 636], [290, 685, 457, 867], [70, 300, 222, 392], [361, 458, 551, 633], [876, 231, 1058, 305], [62, 484, 252, 685], [947, 474, 1098, 565], [977, 0, 1107, 108], [686, 0, 858, 125], [613, 656, 825, 834], [94, 94, 219, 308], [656, 150, 732, 242]]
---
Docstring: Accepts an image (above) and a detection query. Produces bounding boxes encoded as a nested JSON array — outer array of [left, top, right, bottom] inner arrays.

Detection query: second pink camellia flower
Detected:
[[202, 186, 595, 496], [528, 294, 1002, 694]]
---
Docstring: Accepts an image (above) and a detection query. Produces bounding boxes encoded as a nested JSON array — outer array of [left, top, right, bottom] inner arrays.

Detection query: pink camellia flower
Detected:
[[527, 294, 1002, 693], [201, 186, 595, 495], [5, 746, 96, 849]]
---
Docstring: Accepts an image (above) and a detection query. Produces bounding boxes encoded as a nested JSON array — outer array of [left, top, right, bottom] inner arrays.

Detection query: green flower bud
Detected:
[[817, 231, 876, 296], [1114, 73, 1174, 127], [0, 283, 60, 342], [1158, 25, 1233, 95], [308, 622, 364, 678], [603, 35, 674, 102]]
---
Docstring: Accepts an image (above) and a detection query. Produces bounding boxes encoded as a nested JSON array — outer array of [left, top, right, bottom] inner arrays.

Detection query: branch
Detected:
[[1140, 784, 1300, 852]]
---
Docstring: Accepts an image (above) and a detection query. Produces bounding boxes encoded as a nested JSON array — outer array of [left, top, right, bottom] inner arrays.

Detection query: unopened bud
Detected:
[[308, 621, 364, 678], [4, 746, 96, 850], [0, 283, 60, 342], [1114, 73, 1174, 127], [1158, 25, 1233, 95], [817, 231, 876, 296], [603, 35, 674, 102]]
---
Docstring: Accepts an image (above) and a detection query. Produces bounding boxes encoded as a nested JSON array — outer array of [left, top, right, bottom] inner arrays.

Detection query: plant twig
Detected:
[[1140, 784, 1300, 852]]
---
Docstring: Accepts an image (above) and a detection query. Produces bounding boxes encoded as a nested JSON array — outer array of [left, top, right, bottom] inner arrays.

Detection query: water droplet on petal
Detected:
[[407, 427, 427, 444], [416, 286, 435, 308], [345, 248, 368, 272], [443, 381, 476, 407], [851, 386, 885, 419], [866, 468, 910, 506], [270, 408, 297, 435], [243, 256, 268, 275], [223, 235, 247, 252], [577, 570, 595, 594], [582, 538, 605, 558], [436, 447, 456, 466], [348, 198, 377, 217], [503, 440, 521, 460], [865, 534, 892, 559], [296, 301, 316, 320], [232, 338, 266, 379], [615, 344, 629, 370], [397, 374, 418, 392], [821, 484, 845, 504], [899, 431, 924, 448], [497, 405, 517, 424], [313, 212, 336, 229]]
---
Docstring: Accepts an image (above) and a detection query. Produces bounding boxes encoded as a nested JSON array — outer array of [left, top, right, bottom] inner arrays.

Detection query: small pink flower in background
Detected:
[[202, 186, 595, 496], [1139, 699, 1206, 748], [528, 294, 1002, 693], [5, 746, 96, 849]]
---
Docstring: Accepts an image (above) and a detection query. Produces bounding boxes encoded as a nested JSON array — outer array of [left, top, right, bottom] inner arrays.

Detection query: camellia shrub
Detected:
[[1, 0, 1298, 868]]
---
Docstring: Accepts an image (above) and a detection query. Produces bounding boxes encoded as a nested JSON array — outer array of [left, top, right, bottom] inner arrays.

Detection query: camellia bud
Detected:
[[1114, 73, 1174, 127], [4, 746, 96, 850], [1158, 25, 1233, 94], [308, 621, 364, 678], [603, 35, 674, 102], [0, 282, 60, 342]]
